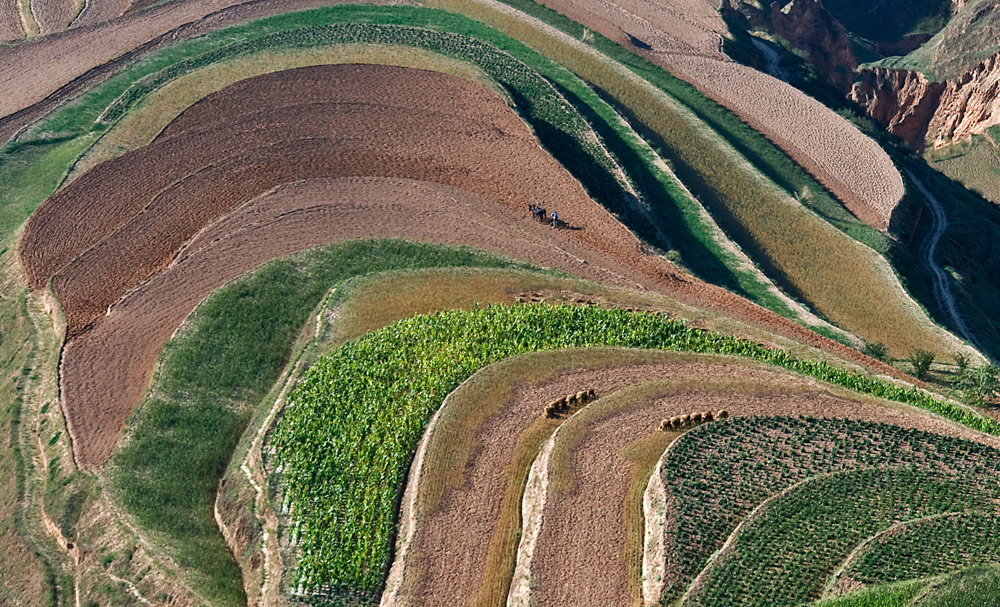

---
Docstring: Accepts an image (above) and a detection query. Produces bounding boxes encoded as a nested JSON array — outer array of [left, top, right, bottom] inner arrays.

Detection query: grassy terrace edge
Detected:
[[272, 303, 999, 597], [106, 240, 538, 607]]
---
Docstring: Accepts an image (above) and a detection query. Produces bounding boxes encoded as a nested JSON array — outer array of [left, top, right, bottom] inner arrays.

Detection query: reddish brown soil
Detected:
[[0, 0, 406, 142], [0, 0, 23, 43], [59, 176, 660, 466], [27, 63, 912, 466], [527, 376, 1000, 607], [26, 64, 631, 338]]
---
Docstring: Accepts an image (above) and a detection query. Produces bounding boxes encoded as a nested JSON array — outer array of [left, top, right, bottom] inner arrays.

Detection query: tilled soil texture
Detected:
[[0, 0, 23, 43], [71, 0, 136, 29], [22, 62, 911, 377], [25, 64, 639, 338], [538, 0, 904, 229], [525, 376, 1000, 607], [32, 0, 75, 36], [663, 55, 903, 229], [0, 0, 405, 143], [59, 175, 662, 467], [31, 64, 913, 466], [388, 355, 696, 607]]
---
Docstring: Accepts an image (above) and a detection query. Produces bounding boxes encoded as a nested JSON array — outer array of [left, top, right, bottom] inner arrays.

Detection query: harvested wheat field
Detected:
[[663, 55, 904, 229], [539, 0, 728, 59], [514, 373, 999, 607], [538, 0, 904, 229], [31, 0, 76, 36], [71, 0, 138, 28], [8, 1, 1000, 606], [385, 350, 694, 607], [383, 347, 997, 607]]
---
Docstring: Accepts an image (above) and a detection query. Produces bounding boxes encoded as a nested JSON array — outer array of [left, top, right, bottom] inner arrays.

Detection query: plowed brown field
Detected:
[[33, 0, 74, 35], [0, 0, 23, 43], [24, 64, 626, 337], [538, 0, 904, 228], [27, 64, 908, 468], [0, 0, 404, 142], [71, 0, 132, 28], [59, 176, 659, 466]]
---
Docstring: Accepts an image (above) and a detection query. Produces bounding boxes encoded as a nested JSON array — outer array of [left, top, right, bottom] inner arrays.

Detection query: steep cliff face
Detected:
[[768, 0, 858, 90], [851, 52, 1000, 150], [850, 68, 946, 149], [928, 52, 1000, 146]]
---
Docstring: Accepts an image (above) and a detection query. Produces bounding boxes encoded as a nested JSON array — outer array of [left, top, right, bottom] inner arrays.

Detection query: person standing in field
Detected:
[[551, 211, 558, 228]]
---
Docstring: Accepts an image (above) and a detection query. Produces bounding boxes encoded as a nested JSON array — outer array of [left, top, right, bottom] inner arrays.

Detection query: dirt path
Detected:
[[907, 168, 991, 358]]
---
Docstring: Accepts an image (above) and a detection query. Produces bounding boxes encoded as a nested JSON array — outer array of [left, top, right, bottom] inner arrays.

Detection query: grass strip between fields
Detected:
[[106, 240, 536, 607], [273, 303, 1000, 596]]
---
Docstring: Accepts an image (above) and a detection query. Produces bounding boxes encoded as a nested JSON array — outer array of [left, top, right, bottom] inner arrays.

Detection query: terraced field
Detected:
[[3, 0, 1000, 606]]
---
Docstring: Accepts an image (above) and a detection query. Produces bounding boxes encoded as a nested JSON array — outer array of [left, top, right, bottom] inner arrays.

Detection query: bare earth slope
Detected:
[[0, 0, 404, 142], [539, 0, 905, 228], [386, 353, 692, 607], [59, 176, 658, 467], [0, 0, 23, 42]]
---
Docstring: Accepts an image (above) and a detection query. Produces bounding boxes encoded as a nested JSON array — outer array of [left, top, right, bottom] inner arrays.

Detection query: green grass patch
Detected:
[[815, 581, 927, 607], [107, 240, 533, 607], [273, 304, 1000, 597], [846, 512, 1000, 585], [916, 565, 1000, 606]]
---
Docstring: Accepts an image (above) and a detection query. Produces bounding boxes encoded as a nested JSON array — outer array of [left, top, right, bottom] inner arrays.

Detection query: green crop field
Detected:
[[107, 240, 535, 606], [845, 512, 1000, 584], [659, 415, 1000, 603], [686, 467, 1000, 606], [273, 305, 999, 597]]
